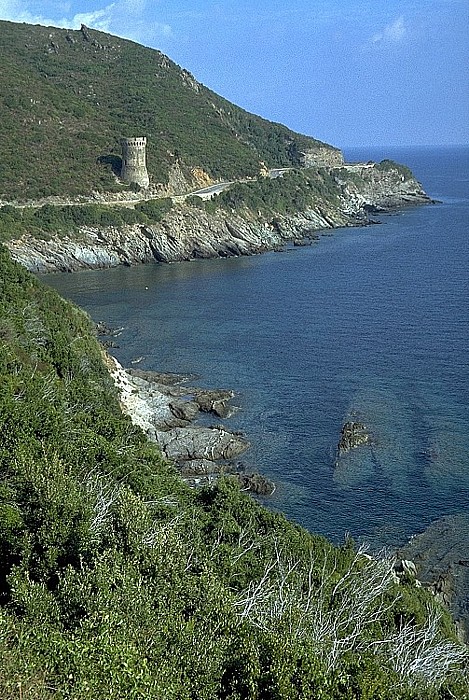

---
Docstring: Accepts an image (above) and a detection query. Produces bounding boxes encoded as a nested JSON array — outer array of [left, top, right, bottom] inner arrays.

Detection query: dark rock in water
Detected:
[[398, 514, 469, 642], [193, 388, 236, 418], [236, 472, 276, 495], [96, 320, 124, 337], [337, 421, 370, 455], [129, 368, 194, 385], [293, 238, 312, 247], [168, 399, 199, 423]]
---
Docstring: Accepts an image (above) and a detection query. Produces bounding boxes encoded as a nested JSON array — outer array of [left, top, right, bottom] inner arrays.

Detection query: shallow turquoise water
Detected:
[[45, 146, 469, 549]]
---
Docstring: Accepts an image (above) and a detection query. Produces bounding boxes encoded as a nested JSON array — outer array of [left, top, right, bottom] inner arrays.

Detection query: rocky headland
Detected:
[[5, 161, 431, 274]]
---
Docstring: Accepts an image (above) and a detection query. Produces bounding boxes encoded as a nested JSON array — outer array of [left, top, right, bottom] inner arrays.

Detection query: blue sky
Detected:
[[1, 0, 468, 147]]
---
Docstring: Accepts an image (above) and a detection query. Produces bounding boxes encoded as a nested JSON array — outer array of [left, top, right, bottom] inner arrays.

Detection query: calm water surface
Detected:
[[45, 146, 469, 549]]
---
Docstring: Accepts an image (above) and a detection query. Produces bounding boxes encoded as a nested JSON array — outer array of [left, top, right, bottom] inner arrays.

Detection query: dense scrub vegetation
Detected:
[[0, 246, 468, 697], [376, 160, 415, 181], [0, 20, 336, 201], [0, 198, 173, 242], [201, 168, 341, 217]]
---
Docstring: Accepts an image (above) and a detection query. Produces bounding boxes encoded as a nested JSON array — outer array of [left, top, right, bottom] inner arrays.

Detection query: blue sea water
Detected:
[[45, 145, 469, 550]]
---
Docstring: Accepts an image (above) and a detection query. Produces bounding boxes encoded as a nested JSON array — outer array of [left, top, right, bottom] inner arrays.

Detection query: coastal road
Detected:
[[3, 166, 309, 209], [176, 181, 234, 201], [177, 169, 293, 201]]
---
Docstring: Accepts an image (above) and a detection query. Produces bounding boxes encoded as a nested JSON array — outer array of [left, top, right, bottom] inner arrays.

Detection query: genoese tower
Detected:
[[120, 137, 150, 189]]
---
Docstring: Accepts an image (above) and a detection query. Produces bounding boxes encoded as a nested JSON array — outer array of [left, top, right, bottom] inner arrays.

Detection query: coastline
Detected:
[[105, 352, 275, 495], [106, 353, 467, 640], [25, 156, 465, 636], [5, 161, 432, 274]]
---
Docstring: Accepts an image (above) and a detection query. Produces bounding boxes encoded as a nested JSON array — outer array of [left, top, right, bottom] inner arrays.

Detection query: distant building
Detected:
[[121, 137, 149, 189]]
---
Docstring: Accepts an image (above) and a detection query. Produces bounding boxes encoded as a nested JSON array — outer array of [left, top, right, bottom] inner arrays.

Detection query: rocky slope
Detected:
[[6, 162, 431, 273], [106, 355, 274, 494], [399, 514, 469, 643]]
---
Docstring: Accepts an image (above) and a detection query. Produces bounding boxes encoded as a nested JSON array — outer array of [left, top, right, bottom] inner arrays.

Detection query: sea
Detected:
[[44, 145, 469, 551]]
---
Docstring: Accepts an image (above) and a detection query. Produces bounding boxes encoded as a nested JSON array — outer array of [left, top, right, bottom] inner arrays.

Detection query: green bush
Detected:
[[0, 245, 467, 698], [376, 159, 414, 181], [135, 197, 173, 221]]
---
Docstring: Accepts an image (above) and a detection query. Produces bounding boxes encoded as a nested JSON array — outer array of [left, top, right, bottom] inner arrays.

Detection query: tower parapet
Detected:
[[121, 137, 149, 189]]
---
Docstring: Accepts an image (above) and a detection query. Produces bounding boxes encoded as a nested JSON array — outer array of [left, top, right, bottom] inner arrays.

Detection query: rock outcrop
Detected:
[[398, 514, 469, 642], [337, 421, 371, 455], [106, 354, 274, 491], [299, 146, 344, 168], [336, 161, 431, 212]]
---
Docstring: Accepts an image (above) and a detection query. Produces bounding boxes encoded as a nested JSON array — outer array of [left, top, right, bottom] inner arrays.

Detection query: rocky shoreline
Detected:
[[107, 349, 469, 641], [333, 414, 469, 643], [6, 161, 432, 274], [105, 353, 275, 496]]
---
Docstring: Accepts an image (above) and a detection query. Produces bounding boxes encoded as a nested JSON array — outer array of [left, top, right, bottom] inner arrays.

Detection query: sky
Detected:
[[1, 0, 468, 148]]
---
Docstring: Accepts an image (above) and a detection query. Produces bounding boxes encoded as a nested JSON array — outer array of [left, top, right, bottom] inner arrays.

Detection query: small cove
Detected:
[[44, 146, 469, 551]]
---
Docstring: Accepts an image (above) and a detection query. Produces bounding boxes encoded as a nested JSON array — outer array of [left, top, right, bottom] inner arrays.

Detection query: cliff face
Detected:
[[337, 161, 429, 212], [5, 206, 349, 274], [299, 146, 345, 168], [6, 163, 431, 273]]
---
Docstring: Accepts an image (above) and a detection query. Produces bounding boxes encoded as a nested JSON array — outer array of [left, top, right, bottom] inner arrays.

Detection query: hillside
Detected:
[[0, 20, 340, 201], [0, 243, 468, 698], [3, 160, 432, 273]]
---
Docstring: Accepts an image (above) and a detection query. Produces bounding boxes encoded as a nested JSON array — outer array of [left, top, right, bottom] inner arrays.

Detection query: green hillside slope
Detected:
[[0, 20, 337, 200], [0, 245, 468, 697]]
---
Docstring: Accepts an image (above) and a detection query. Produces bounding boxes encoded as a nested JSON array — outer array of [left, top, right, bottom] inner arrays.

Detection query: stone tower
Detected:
[[120, 137, 150, 189]]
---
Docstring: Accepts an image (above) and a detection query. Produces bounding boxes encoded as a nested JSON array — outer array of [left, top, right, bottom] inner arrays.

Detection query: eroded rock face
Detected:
[[6, 163, 431, 273], [156, 426, 249, 462], [128, 369, 237, 419], [299, 146, 344, 168], [107, 355, 261, 490], [336, 161, 431, 213]]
